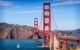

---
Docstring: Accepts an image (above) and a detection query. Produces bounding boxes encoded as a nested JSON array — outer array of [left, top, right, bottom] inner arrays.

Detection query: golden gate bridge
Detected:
[[33, 0, 80, 50]]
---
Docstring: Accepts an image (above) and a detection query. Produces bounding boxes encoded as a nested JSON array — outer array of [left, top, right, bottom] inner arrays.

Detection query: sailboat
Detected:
[[16, 43, 20, 48]]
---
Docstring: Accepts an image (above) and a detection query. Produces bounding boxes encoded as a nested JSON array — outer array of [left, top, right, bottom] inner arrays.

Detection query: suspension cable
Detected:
[[39, 9, 43, 30], [52, 13, 58, 30]]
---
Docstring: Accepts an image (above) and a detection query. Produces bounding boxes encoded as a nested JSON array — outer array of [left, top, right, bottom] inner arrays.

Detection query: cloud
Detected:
[[4, 10, 42, 14], [0, 0, 13, 6], [52, 0, 80, 6], [15, 10, 41, 13]]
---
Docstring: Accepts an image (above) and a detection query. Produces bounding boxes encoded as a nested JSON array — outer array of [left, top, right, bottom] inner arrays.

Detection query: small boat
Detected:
[[16, 43, 20, 48]]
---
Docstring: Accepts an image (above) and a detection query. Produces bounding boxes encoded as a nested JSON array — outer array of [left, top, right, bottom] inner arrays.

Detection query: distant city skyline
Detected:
[[0, 0, 80, 30]]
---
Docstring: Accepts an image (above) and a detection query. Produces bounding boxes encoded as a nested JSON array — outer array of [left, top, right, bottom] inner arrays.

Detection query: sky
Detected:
[[0, 0, 80, 30]]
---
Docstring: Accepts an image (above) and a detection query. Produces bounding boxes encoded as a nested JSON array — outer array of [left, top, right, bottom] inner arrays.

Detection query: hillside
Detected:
[[54, 29, 80, 37], [0, 23, 34, 39]]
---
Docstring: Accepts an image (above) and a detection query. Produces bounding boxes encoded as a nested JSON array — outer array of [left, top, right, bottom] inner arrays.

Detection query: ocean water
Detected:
[[0, 39, 49, 50]]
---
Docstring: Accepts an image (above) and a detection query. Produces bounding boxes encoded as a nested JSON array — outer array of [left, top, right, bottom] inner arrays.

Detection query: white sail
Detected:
[[16, 43, 20, 48]]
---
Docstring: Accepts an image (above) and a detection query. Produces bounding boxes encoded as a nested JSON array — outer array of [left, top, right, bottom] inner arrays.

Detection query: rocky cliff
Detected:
[[0, 23, 34, 39]]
